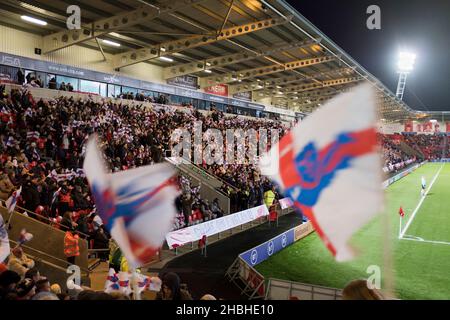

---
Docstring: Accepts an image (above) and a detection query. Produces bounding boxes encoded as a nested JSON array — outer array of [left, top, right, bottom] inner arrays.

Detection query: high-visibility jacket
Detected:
[[64, 231, 80, 257], [264, 190, 276, 209], [110, 247, 129, 272]]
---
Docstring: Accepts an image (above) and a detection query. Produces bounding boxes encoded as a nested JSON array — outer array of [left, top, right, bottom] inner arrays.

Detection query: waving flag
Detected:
[[18, 229, 33, 245], [398, 206, 405, 217], [260, 84, 383, 261], [5, 186, 22, 213], [104, 268, 120, 293], [83, 136, 179, 268], [0, 215, 10, 263]]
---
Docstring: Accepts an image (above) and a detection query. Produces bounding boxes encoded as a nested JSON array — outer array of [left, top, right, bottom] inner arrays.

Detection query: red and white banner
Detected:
[[204, 84, 228, 97], [165, 205, 269, 248]]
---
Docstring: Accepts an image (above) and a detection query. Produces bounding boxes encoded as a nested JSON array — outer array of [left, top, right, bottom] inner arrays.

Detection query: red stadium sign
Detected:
[[204, 84, 228, 97]]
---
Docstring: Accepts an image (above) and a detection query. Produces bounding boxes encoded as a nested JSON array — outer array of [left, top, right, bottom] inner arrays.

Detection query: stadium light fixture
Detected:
[[203, 69, 212, 73], [21, 15, 47, 26], [397, 52, 416, 73], [101, 39, 121, 47], [159, 56, 174, 62], [396, 51, 416, 100]]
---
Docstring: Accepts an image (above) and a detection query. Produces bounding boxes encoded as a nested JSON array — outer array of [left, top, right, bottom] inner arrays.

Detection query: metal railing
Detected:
[[1, 202, 90, 239], [8, 239, 90, 275]]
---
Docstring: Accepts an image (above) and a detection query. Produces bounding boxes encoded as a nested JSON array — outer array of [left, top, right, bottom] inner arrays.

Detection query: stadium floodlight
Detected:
[[101, 39, 121, 47], [21, 15, 47, 26], [397, 52, 416, 73], [159, 56, 174, 62], [396, 51, 416, 100], [203, 69, 212, 73]]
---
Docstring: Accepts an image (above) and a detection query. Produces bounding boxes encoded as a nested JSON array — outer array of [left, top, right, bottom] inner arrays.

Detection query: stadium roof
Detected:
[[1, 0, 444, 121]]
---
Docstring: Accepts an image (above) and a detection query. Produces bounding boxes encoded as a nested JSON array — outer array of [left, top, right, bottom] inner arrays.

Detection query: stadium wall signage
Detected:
[[166, 75, 198, 90], [233, 91, 252, 101], [0, 51, 265, 111], [239, 221, 314, 267], [382, 162, 426, 189]]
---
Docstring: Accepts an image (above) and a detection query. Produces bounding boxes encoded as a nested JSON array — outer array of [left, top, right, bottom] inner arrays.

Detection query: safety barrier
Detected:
[[382, 161, 426, 189], [0, 205, 89, 271], [265, 278, 342, 300], [226, 220, 314, 300]]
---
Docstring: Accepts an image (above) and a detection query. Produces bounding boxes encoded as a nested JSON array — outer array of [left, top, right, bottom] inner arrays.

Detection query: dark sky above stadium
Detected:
[[289, 0, 450, 112]]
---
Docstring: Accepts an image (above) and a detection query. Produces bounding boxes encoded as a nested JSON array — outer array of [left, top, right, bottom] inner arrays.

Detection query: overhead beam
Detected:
[[163, 38, 319, 79], [228, 67, 354, 94], [279, 76, 364, 94], [200, 54, 336, 88], [113, 16, 292, 69], [43, 0, 205, 54]]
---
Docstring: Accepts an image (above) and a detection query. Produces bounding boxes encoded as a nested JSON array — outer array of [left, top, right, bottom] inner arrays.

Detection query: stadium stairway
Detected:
[[166, 157, 233, 214], [153, 212, 303, 300], [399, 140, 425, 159]]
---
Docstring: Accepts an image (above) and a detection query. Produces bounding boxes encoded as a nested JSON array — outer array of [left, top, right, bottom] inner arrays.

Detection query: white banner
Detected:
[[165, 205, 269, 249], [278, 197, 294, 210]]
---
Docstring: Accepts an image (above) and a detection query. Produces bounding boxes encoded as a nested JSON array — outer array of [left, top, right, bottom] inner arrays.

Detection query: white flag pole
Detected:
[[131, 267, 141, 300], [398, 214, 402, 239]]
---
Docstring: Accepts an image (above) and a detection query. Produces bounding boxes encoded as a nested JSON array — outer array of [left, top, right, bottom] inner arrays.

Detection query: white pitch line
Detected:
[[399, 164, 444, 239], [400, 237, 450, 246], [403, 234, 424, 241]]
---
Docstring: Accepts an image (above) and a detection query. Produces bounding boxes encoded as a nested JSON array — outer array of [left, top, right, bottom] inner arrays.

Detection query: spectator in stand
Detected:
[[211, 198, 224, 218], [24, 268, 41, 283], [59, 82, 67, 91], [16, 69, 25, 85], [48, 76, 57, 90], [156, 272, 193, 300], [32, 277, 58, 300], [14, 278, 36, 300], [67, 83, 74, 92], [63, 224, 80, 266], [7, 247, 35, 279], [0, 270, 21, 300], [0, 171, 15, 200]]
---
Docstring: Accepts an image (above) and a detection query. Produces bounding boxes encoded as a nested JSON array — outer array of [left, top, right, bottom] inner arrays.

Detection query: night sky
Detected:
[[288, 0, 450, 111]]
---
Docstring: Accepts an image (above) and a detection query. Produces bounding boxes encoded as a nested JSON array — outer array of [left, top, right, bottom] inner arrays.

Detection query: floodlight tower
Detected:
[[396, 52, 416, 100]]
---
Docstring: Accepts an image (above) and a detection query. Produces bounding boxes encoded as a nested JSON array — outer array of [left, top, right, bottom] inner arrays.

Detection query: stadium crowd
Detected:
[[0, 84, 448, 300]]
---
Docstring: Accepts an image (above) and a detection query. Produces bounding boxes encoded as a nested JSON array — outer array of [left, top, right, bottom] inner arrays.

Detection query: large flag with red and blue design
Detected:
[[83, 136, 179, 268], [260, 84, 384, 261]]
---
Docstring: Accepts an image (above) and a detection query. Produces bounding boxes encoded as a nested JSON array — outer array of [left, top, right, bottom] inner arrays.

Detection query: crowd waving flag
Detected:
[[83, 136, 180, 268], [260, 84, 384, 261]]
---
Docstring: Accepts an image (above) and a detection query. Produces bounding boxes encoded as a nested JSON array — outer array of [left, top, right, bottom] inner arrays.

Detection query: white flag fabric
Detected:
[[0, 215, 10, 263], [104, 268, 120, 293], [5, 186, 22, 213], [260, 83, 383, 261], [83, 136, 180, 268]]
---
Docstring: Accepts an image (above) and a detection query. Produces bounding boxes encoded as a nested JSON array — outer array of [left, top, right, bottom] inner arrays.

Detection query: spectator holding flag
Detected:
[[7, 247, 35, 279]]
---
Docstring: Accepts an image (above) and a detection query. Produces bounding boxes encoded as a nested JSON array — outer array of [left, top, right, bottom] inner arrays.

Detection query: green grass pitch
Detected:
[[255, 163, 450, 300]]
